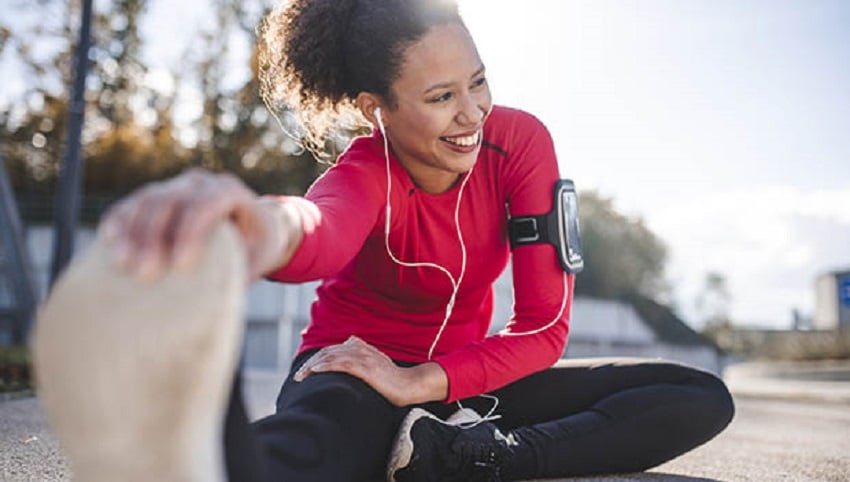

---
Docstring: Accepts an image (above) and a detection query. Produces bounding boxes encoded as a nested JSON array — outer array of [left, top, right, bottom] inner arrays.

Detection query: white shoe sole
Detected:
[[386, 407, 442, 481], [31, 222, 247, 482]]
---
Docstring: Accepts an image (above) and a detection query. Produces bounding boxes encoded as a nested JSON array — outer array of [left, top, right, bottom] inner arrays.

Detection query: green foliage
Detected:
[[576, 191, 669, 301]]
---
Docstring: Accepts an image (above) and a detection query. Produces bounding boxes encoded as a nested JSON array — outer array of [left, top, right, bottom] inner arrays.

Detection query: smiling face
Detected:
[[374, 22, 493, 193]]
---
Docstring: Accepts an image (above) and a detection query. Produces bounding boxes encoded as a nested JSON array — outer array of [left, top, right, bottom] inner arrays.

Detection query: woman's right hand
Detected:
[[99, 168, 302, 281]]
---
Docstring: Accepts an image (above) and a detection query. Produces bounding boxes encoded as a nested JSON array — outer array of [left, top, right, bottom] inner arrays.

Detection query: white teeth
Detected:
[[443, 131, 480, 147]]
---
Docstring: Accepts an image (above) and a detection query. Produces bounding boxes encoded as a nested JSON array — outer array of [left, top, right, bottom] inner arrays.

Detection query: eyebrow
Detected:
[[423, 65, 486, 94]]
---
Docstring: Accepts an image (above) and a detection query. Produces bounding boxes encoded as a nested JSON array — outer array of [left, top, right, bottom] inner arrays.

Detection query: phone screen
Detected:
[[559, 182, 584, 272]]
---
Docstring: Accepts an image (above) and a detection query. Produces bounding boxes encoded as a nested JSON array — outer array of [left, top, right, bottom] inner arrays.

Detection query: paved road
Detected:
[[2, 367, 850, 481]]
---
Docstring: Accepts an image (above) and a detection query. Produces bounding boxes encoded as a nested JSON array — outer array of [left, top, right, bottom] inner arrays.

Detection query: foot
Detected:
[[387, 408, 518, 482], [32, 222, 247, 482]]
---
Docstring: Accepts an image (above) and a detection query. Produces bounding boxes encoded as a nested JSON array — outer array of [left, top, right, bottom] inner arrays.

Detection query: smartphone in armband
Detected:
[[508, 179, 584, 273]]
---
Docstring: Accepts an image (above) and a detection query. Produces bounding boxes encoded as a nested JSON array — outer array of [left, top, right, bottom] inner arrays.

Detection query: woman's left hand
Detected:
[[293, 336, 447, 406]]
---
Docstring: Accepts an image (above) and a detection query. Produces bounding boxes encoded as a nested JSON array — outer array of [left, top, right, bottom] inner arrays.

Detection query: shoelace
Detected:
[[455, 438, 506, 482]]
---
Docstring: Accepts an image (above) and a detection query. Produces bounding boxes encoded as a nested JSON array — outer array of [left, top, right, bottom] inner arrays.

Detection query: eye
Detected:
[[428, 91, 453, 103], [471, 76, 487, 89]]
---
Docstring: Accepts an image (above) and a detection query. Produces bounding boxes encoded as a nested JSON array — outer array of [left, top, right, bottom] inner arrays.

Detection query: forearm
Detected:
[[252, 197, 304, 280], [402, 361, 449, 406]]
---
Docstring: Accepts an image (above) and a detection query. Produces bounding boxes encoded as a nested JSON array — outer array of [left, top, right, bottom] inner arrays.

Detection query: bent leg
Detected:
[[240, 352, 407, 482], [487, 358, 734, 479]]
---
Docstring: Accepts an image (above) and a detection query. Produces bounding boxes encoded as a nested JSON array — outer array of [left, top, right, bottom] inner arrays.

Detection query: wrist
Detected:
[[403, 362, 449, 405], [254, 197, 303, 277]]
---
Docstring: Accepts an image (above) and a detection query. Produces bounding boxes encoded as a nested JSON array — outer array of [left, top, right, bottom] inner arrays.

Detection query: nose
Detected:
[[456, 92, 487, 127]]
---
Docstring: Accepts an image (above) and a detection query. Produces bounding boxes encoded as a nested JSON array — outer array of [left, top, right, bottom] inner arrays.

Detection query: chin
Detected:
[[442, 147, 481, 171], [458, 150, 482, 172]]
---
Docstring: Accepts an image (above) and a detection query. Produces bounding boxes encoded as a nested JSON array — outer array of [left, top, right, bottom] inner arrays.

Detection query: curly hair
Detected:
[[258, 0, 462, 161]]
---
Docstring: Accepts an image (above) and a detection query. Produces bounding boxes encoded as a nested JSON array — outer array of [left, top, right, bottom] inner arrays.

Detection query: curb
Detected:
[[723, 360, 850, 405]]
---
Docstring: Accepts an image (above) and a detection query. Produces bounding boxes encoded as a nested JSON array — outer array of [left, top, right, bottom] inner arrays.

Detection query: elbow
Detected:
[[512, 315, 570, 371], [543, 322, 569, 366]]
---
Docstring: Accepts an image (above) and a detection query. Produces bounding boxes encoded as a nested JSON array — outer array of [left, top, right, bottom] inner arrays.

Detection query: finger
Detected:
[[301, 347, 388, 382], [121, 187, 175, 276], [99, 199, 135, 267], [100, 200, 128, 242], [113, 192, 159, 271], [306, 356, 360, 377], [293, 349, 329, 381], [293, 343, 362, 381], [133, 194, 182, 280], [172, 175, 253, 270]]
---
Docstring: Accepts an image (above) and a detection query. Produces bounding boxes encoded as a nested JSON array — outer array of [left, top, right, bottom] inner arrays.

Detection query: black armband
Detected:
[[508, 179, 584, 273]]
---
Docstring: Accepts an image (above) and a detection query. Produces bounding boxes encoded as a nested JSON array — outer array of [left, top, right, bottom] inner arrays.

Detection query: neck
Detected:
[[411, 172, 463, 194]]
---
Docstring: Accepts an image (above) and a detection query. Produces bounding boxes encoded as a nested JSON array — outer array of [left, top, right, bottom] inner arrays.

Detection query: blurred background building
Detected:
[[814, 270, 850, 331]]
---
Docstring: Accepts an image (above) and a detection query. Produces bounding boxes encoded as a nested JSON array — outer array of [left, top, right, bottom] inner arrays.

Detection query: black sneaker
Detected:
[[387, 408, 518, 482]]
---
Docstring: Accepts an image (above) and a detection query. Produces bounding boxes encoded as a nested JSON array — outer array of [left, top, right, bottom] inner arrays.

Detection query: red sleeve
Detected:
[[265, 157, 386, 282], [434, 109, 574, 402]]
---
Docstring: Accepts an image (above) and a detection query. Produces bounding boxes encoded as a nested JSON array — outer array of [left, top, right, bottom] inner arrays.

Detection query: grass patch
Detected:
[[0, 345, 32, 394]]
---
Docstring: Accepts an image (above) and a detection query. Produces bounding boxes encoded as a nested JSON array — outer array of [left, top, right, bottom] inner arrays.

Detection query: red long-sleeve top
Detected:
[[268, 106, 574, 402]]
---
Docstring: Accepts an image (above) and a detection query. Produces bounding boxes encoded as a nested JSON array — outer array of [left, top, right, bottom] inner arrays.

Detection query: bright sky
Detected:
[[460, 0, 850, 328], [3, 0, 849, 329]]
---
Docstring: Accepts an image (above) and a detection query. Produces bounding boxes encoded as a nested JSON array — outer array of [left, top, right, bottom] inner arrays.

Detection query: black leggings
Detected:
[[225, 353, 734, 481]]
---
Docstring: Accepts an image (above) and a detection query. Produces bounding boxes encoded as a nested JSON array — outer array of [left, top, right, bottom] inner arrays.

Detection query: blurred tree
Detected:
[[190, 0, 327, 195], [83, 0, 192, 195], [575, 191, 669, 302], [0, 0, 73, 194], [0, 0, 186, 205], [89, 0, 147, 130], [0, 25, 10, 56], [1, 0, 337, 225], [695, 271, 732, 327]]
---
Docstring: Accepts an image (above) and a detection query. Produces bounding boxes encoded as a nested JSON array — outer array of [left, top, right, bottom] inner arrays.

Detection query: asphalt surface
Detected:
[[2, 362, 850, 482]]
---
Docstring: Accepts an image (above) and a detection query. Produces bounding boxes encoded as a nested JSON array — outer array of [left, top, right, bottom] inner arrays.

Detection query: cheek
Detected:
[[400, 112, 445, 144], [477, 90, 493, 113]]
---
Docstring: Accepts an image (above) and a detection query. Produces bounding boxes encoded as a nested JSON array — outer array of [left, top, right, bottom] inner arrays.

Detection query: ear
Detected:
[[356, 92, 385, 128]]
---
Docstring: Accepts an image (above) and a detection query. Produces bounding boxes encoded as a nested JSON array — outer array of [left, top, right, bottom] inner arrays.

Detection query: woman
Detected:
[[39, 0, 734, 481]]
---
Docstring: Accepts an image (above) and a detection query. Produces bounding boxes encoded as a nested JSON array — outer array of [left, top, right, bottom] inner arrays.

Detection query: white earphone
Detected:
[[374, 107, 384, 133], [376, 102, 566, 352], [374, 101, 567, 423]]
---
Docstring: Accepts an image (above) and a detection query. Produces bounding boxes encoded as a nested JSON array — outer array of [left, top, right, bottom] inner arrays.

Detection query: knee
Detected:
[[259, 372, 397, 478], [291, 373, 369, 412], [690, 370, 735, 436], [256, 400, 385, 477], [278, 371, 386, 414], [256, 411, 336, 470]]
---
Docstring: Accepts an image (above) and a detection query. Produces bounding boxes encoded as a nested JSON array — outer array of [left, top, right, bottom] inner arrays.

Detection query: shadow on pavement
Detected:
[[549, 472, 723, 482], [526, 472, 723, 482]]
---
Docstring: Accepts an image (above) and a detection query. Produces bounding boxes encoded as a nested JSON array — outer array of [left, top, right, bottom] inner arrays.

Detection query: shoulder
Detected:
[[480, 105, 555, 157], [337, 132, 384, 169], [305, 132, 387, 198], [320, 132, 388, 184], [484, 105, 551, 139], [481, 106, 553, 158], [480, 106, 560, 199]]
